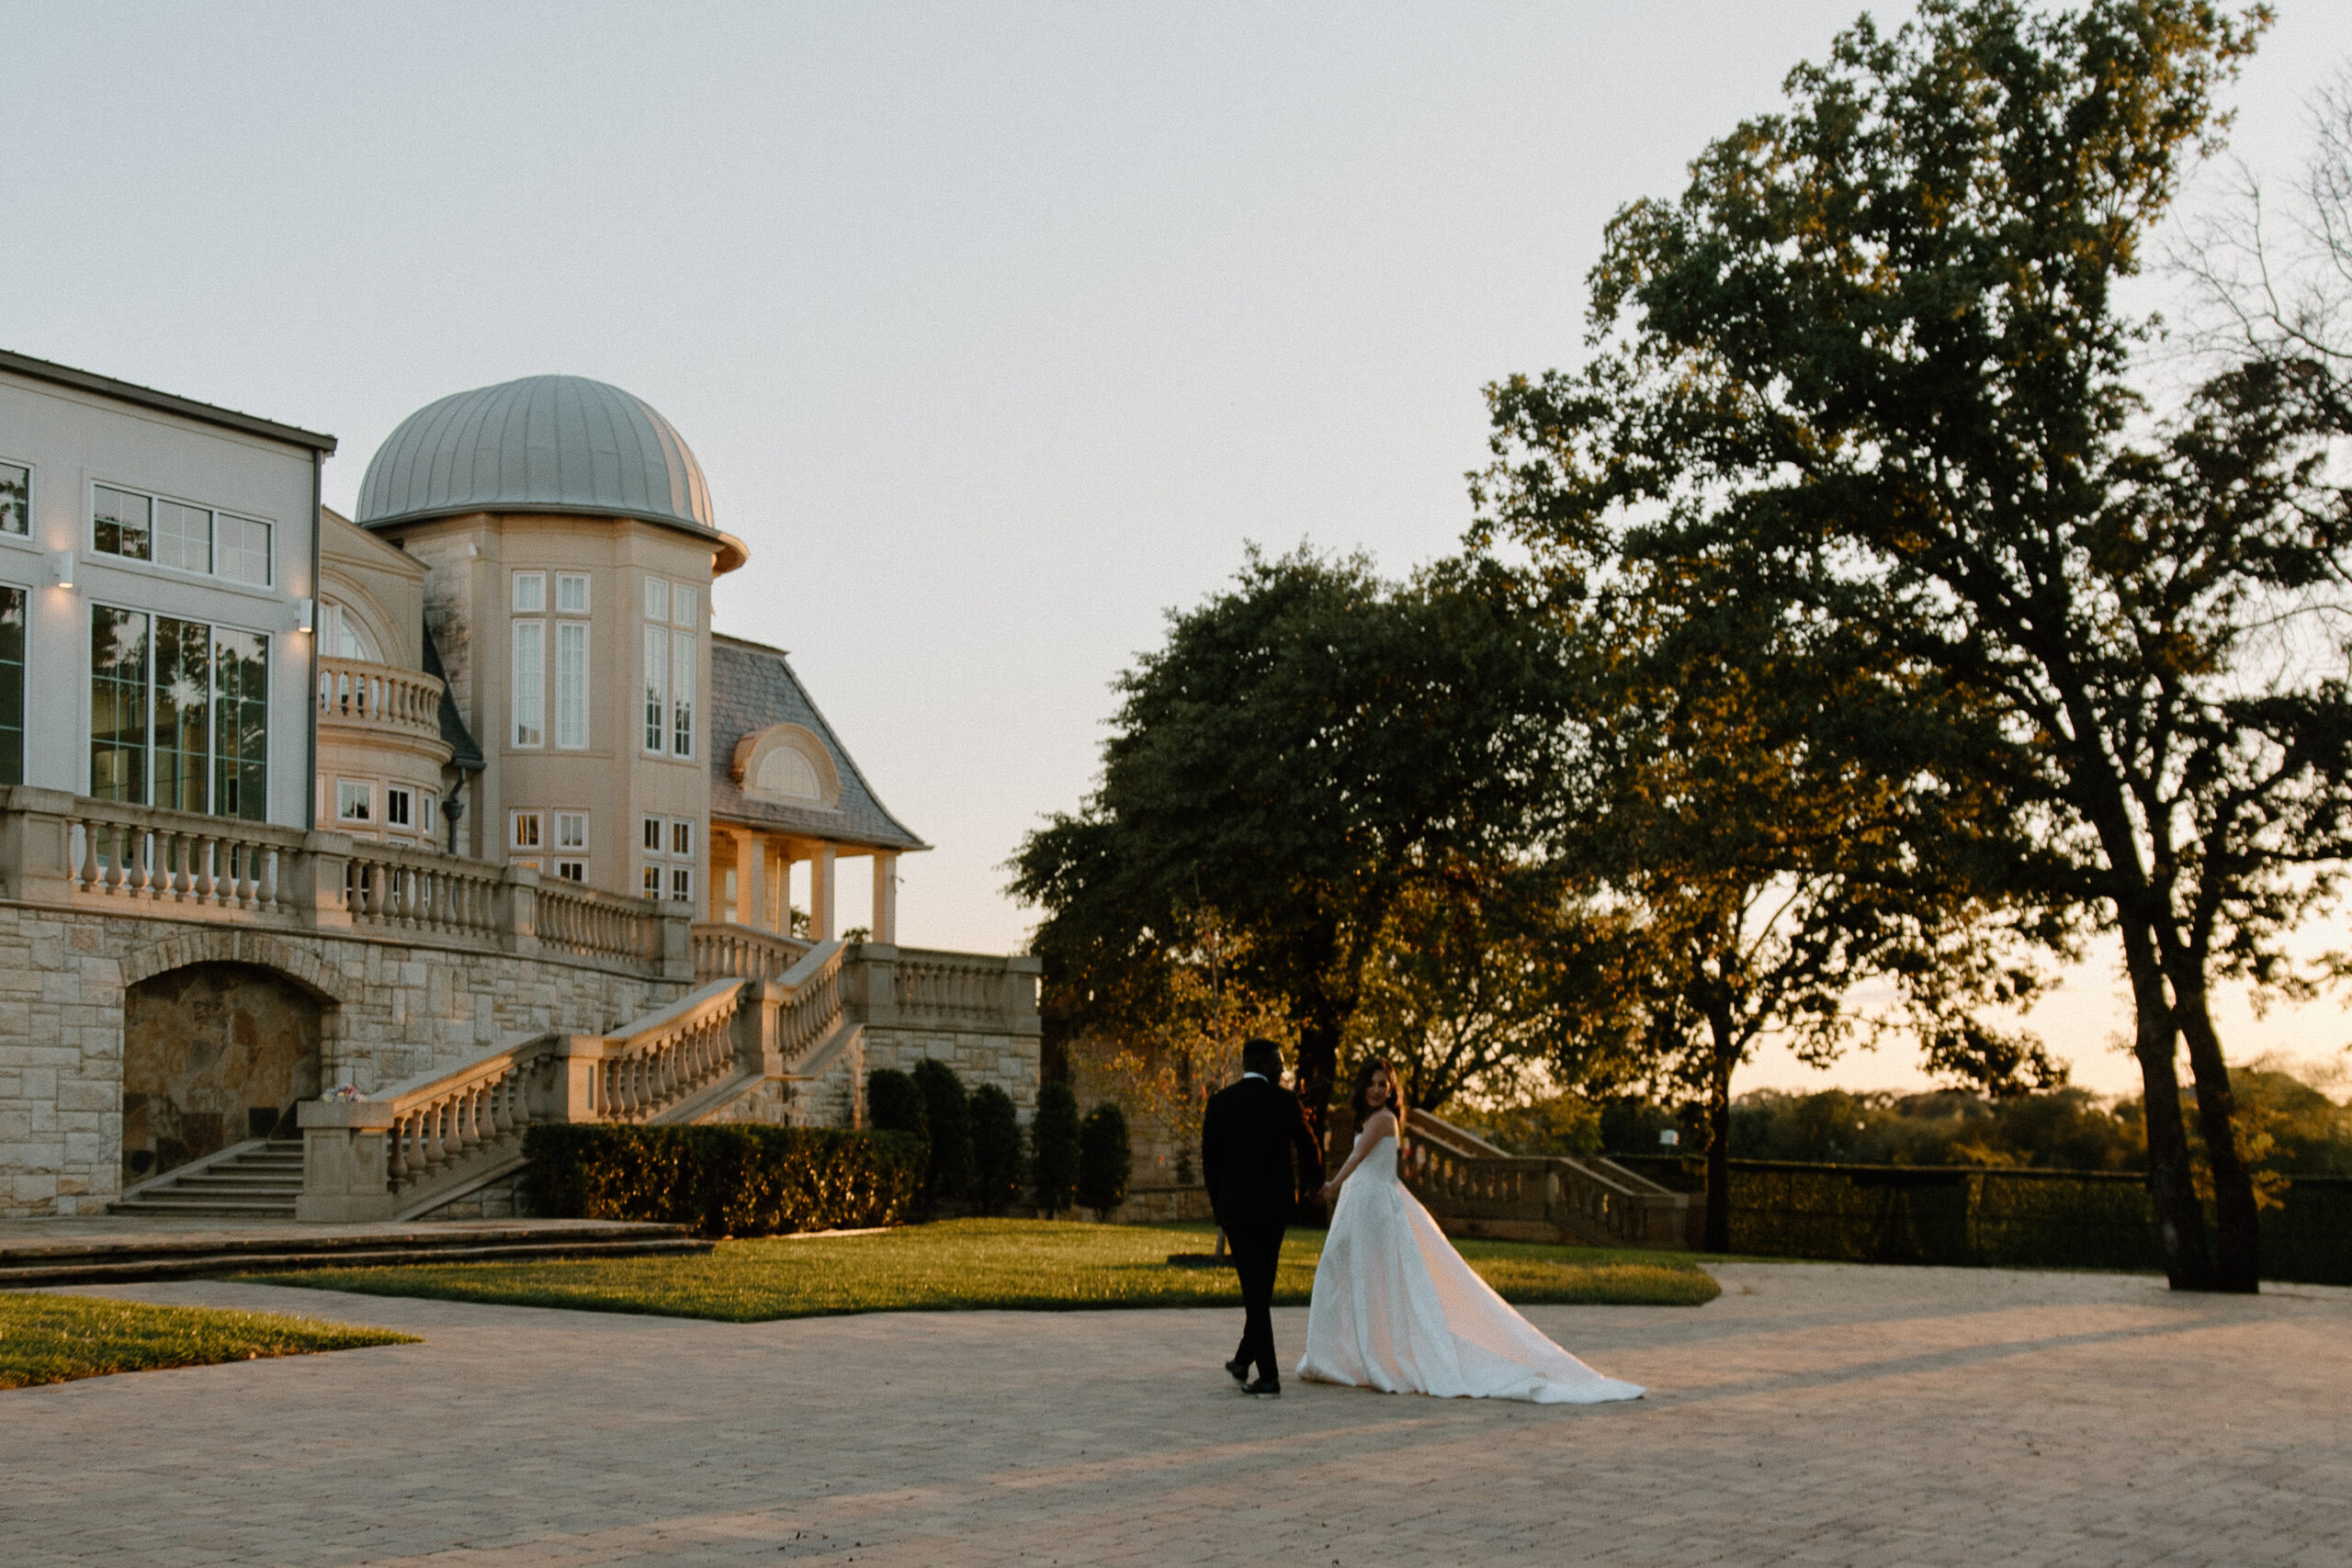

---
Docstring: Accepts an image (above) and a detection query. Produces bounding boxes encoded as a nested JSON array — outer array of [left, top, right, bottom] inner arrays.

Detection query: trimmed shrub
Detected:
[[967, 1085, 1025, 1216], [1077, 1101, 1132, 1220], [865, 1068, 929, 1146], [523, 1124, 923, 1238], [910, 1057, 972, 1211], [1031, 1081, 1081, 1216]]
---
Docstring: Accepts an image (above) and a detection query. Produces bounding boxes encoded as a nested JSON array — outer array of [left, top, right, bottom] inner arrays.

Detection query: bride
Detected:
[[1296, 1058, 1645, 1404]]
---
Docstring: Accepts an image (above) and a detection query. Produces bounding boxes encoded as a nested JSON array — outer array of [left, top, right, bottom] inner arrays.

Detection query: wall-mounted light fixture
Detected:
[[294, 596, 315, 633], [48, 550, 73, 589]]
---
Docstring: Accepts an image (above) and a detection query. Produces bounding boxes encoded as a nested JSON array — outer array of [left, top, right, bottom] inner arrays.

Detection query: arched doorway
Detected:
[[122, 962, 324, 1186]]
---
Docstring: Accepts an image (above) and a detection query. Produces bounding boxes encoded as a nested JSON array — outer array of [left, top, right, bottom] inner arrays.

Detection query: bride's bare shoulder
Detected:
[[1363, 1109, 1399, 1139]]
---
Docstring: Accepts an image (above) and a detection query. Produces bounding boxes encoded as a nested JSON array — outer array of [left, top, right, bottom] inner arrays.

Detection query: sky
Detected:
[[6, 1, 2352, 1100]]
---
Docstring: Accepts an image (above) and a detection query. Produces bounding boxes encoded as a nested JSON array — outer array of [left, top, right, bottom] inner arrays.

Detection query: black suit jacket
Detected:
[[1201, 1075, 1323, 1233]]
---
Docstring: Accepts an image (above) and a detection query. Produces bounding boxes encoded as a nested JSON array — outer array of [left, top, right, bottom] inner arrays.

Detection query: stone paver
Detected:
[[3, 1263, 2346, 1566]]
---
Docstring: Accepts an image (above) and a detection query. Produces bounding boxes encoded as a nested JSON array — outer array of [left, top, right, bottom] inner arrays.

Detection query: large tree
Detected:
[[1476, 0, 2352, 1290], [1011, 548, 1576, 1159]]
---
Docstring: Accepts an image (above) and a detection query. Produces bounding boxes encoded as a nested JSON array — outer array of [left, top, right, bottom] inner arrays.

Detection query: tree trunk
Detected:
[[1703, 1025, 1735, 1255], [2169, 977, 2261, 1292], [2120, 920, 2212, 1290]]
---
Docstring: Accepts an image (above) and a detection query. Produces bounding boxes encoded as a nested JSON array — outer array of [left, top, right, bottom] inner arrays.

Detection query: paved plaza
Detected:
[[3, 1261, 2347, 1566]]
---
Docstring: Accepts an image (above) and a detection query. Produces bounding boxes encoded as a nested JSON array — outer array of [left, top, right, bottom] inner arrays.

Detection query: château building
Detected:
[[0, 349, 1036, 1222]]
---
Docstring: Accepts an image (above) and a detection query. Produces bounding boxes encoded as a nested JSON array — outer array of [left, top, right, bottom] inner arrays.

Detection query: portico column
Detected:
[[734, 829, 765, 929], [764, 839, 787, 932], [810, 842, 836, 942], [872, 852, 898, 945]]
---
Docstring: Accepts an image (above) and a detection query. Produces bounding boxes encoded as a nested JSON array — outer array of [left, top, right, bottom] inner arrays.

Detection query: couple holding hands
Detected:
[[1200, 1037, 1644, 1404]]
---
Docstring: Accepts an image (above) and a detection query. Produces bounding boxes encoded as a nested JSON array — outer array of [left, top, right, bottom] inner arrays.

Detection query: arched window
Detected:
[[755, 745, 822, 800], [321, 601, 379, 661]]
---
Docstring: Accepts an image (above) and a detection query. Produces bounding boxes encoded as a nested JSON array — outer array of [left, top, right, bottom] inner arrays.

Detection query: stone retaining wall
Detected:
[[865, 1027, 1038, 1119], [0, 901, 686, 1217]]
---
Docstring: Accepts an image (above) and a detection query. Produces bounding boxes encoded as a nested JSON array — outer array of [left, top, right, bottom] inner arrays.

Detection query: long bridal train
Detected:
[[1297, 1131, 1645, 1404]]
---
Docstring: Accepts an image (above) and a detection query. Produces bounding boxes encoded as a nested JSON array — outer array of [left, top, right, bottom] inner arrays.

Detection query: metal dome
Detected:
[[355, 375, 716, 534]]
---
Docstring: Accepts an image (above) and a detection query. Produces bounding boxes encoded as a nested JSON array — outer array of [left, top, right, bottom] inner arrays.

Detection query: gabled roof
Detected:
[[708, 634, 927, 852]]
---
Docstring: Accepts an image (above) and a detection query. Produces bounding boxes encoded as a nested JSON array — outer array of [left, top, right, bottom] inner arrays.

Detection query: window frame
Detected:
[[87, 600, 271, 818], [556, 572, 591, 614], [385, 784, 414, 829], [555, 618, 589, 750], [0, 455, 29, 538], [88, 479, 274, 587], [336, 778, 374, 824], [512, 570, 547, 613], [512, 617, 545, 748]]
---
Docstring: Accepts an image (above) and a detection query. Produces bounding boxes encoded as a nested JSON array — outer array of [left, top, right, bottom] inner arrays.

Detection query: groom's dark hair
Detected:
[[1240, 1038, 1283, 1078]]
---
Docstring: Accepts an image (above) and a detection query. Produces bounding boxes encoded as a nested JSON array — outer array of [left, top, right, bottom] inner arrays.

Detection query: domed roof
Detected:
[[356, 375, 716, 535]]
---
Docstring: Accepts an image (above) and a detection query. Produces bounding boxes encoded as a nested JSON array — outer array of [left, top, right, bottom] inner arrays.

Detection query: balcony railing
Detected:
[[0, 786, 687, 981], [317, 656, 447, 747]]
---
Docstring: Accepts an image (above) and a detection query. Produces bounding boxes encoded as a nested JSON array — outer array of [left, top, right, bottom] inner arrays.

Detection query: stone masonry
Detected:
[[0, 901, 687, 1217]]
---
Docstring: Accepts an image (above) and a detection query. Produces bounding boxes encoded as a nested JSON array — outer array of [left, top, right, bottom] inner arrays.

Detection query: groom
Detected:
[[1201, 1037, 1325, 1396]]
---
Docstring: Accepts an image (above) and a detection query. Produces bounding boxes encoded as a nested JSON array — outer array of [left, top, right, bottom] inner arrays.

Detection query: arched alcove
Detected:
[[122, 962, 327, 1186]]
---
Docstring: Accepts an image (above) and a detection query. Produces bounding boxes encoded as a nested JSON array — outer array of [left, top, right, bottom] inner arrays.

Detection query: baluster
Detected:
[[423, 1099, 447, 1173], [386, 1113, 411, 1189]]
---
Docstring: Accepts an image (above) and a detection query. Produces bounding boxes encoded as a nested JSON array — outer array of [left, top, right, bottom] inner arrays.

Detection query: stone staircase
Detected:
[[111, 1138, 305, 1219]]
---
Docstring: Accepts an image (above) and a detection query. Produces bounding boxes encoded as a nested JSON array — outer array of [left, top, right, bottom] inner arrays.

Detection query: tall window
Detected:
[[640, 814, 696, 902], [152, 616, 210, 812], [556, 621, 588, 749], [92, 483, 270, 584], [2, 459, 30, 536], [554, 810, 588, 882], [0, 586, 24, 784], [213, 630, 268, 818], [319, 601, 379, 661], [89, 607, 150, 801], [642, 624, 667, 754], [671, 628, 695, 758], [87, 605, 266, 817], [642, 577, 696, 761], [512, 619, 544, 747]]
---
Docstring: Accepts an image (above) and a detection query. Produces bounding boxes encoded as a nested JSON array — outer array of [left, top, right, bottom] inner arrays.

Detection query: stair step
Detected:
[[109, 1200, 300, 1216]]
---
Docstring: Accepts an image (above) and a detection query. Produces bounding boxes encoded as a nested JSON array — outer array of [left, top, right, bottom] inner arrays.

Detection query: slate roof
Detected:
[[708, 634, 926, 852], [421, 624, 483, 772]]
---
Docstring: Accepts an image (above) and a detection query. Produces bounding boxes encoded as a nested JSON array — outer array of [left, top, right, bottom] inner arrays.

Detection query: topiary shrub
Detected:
[[910, 1057, 972, 1213], [967, 1085, 1025, 1216], [1077, 1101, 1132, 1221], [865, 1067, 929, 1146], [1031, 1081, 1081, 1216], [522, 1124, 923, 1237]]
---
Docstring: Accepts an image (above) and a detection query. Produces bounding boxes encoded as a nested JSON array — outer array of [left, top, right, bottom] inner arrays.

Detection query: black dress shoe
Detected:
[[1225, 1357, 1250, 1384], [1241, 1377, 1282, 1396]]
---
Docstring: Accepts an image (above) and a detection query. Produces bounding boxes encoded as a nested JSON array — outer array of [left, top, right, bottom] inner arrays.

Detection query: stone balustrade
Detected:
[[691, 922, 812, 983], [316, 655, 447, 744], [592, 981, 748, 1122], [1403, 1111, 1691, 1250], [0, 787, 687, 980]]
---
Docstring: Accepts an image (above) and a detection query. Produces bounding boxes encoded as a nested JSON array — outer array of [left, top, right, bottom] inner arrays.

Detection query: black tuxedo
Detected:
[[1201, 1074, 1324, 1384]]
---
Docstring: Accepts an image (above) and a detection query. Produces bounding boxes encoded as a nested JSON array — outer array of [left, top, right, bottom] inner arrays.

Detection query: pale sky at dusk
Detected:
[[6, 2, 2352, 1098]]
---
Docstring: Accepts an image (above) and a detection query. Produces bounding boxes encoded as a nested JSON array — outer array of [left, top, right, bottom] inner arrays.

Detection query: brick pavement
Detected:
[[2, 1263, 2346, 1566]]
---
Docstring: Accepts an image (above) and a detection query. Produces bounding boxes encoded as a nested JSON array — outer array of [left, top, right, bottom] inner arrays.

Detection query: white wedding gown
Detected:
[[1296, 1130, 1645, 1404]]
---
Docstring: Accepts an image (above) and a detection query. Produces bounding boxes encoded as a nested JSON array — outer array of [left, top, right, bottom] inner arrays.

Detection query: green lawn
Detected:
[[244, 1218, 1723, 1322], [1, 1292, 417, 1390]]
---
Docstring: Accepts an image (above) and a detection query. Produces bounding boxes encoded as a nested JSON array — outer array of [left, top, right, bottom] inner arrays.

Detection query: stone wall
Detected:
[[0, 901, 686, 1217], [865, 1026, 1037, 1122]]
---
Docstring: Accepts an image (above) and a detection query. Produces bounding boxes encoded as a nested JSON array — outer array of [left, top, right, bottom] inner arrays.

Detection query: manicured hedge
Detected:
[[1031, 1082, 1081, 1216], [967, 1085, 1025, 1216], [524, 1124, 924, 1238], [1078, 1101, 1132, 1219]]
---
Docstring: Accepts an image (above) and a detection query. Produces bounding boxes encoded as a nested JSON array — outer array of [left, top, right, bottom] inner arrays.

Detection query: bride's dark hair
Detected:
[[1349, 1057, 1408, 1135]]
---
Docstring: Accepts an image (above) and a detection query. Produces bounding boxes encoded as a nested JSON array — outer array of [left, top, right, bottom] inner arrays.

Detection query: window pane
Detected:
[[557, 573, 589, 613], [215, 514, 271, 585], [89, 606, 151, 802], [670, 866, 693, 902], [94, 486, 152, 560], [0, 462, 28, 536], [555, 811, 587, 850], [512, 620, 544, 746], [512, 811, 541, 849], [153, 617, 212, 813], [338, 781, 372, 821], [212, 629, 268, 820], [555, 621, 588, 749], [644, 577, 669, 621], [513, 572, 545, 613], [387, 787, 412, 827], [153, 501, 212, 574], [642, 624, 666, 752], [670, 629, 695, 758], [643, 863, 662, 897], [671, 819, 692, 856], [0, 587, 23, 784], [671, 584, 695, 628], [643, 815, 662, 852]]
